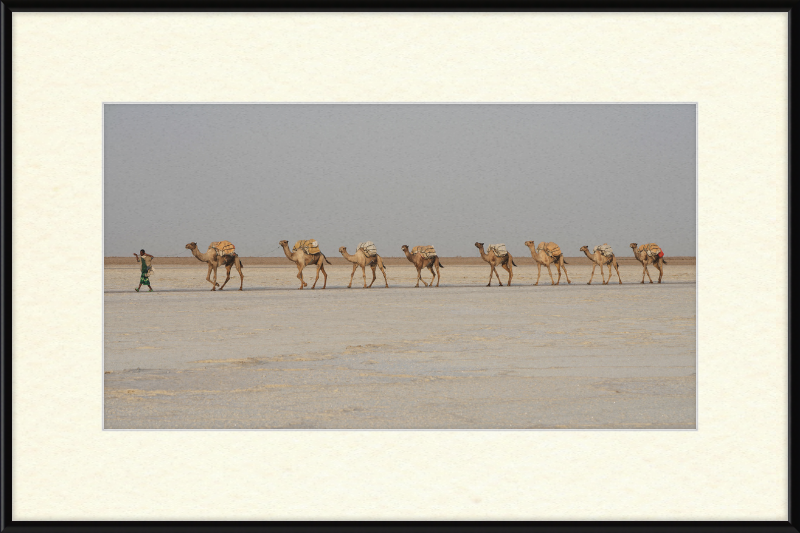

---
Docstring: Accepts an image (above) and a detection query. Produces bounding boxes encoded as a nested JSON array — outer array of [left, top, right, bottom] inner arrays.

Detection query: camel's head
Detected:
[[524, 240, 534, 248], [580, 246, 589, 252], [338, 246, 347, 254], [279, 240, 289, 247], [475, 242, 484, 249], [185, 242, 197, 250], [401, 245, 409, 252], [630, 243, 638, 249]]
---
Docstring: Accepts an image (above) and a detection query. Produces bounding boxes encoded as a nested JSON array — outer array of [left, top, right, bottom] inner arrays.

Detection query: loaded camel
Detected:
[[580, 245, 622, 285], [630, 243, 666, 284], [401, 245, 444, 287], [475, 243, 517, 286], [339, 246, 389, 288], [523, 241, 572, 285], [185, 242, 244, 291], [279, 240, 331, 289]]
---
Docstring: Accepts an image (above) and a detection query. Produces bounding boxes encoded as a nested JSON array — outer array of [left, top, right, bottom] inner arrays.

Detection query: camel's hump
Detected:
[[639, 243, 662, 257], [593, 244, 614, 256], [293, 240, 320, 254], [358, 242, 378, 256], [412, 245, 436, 257], [209, 241, 236, 256], [488, 244, 508, 256], [538, 242, 561, 256]]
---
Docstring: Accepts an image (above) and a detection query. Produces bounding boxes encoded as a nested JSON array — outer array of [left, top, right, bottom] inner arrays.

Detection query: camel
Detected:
[[523, 241, 572, 285], [279, 240, 331, 289], [185, 242, 244, 291], [580, 245, 622, 285], [401, 245, 445, 287], [339, 246, 389, 289], [475, 243, 517, 286], [630, 243, 667, 284]]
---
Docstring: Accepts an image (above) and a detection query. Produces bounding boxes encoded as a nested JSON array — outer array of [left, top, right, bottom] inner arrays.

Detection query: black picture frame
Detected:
[[1, 2, 794, 530]]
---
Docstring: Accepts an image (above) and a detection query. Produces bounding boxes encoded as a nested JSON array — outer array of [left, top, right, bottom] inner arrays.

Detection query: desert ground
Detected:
[[104, 257, 696, 429]]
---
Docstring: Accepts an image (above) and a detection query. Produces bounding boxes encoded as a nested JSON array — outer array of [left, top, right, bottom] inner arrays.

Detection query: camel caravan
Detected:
[[172, 238, 668, 291]]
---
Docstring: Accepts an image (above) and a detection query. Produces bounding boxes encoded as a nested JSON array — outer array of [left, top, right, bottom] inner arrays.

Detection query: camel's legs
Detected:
[[641, 262, 653, 284], [348, 263, 358, 288], [368, 265, 377, 288], [205, 264, 213, 288], [206, 264, 218, 290], [320, 264, 328, 289], [613, 261, 623, 284], [502, 261, 512, 286], [434, 264, 440, 287], [311, 261, 323, 289], [600, 263, 608, 285], [656, 262, 663, 283], [236, 259, 244, 290], [587, 263, 597, 285], [210, 264, 221, 291], [415, 266, 427, 287], [426, 265, 435, 287], [425, 262, 437, 287], [377, 262, 388, 288], [560, 259, 572, 284], [535, 263, 542, 286], [547, 264, 557, 285], [296, 263, 306, 289], [487, 265, 496, 286], [218, 264, 232, 290], [492, 265, 504, 286]]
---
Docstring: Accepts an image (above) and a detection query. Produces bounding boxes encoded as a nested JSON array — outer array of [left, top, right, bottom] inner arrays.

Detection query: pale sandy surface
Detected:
[[104, 264, 696, 429]]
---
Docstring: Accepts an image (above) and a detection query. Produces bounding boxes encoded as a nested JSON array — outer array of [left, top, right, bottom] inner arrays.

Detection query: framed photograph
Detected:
[[4, 5, 790, 525], [102, 101, 697, 431]]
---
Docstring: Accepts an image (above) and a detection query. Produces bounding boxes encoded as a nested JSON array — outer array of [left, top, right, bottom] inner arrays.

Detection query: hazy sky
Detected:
[[104, 104, 696, 257]]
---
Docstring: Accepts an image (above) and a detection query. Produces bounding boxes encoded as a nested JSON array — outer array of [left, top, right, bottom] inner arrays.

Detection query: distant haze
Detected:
[[104, 104, 696, 258]]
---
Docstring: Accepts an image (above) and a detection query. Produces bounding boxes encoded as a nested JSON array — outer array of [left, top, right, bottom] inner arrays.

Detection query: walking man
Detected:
[[134, 249, 154, 292]]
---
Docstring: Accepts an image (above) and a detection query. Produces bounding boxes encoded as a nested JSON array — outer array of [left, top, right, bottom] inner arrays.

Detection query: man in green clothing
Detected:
[[133, 249, 154, 292]]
